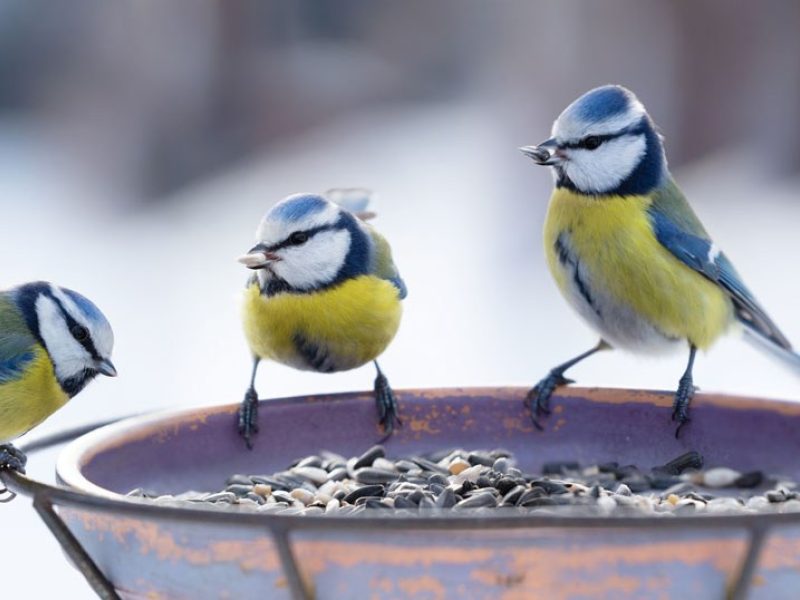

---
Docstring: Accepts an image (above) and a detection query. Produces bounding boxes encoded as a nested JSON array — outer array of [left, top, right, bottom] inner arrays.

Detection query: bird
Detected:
[[0, 281, 116, 484], [519, 84, 799, 437], [236, 189, 406, 448]]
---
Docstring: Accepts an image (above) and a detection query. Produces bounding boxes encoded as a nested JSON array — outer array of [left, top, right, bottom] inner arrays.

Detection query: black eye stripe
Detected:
[[562, 121, 647, 150], [267, 224, 335, 252], [46, 292, 101, 361], [563, 133, 614, 150]]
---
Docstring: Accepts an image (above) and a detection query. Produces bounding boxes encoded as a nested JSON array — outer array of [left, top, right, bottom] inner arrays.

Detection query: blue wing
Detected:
[[0, 348, 36, 384], [0, 295, 39, 384], [649, 180, 792, 351]]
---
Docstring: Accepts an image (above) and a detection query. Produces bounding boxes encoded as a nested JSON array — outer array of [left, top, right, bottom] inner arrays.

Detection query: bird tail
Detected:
[[742, 324, 800, 375], [324, 188, 377, 221]]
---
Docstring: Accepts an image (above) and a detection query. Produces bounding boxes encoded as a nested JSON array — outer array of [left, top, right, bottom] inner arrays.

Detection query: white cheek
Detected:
[[274, 229, 351, 290], [564, 135, 646, 194], [36, 297, 91, 380], [50, 286, 114, 359]]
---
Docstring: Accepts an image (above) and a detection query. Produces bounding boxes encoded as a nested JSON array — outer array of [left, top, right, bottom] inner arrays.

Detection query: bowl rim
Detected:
[[49, 385, 800, 529]]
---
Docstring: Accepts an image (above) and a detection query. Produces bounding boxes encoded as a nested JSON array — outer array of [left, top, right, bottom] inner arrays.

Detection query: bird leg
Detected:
[[672, 345, 698, 438], [526, 340, 609, 429], [237, 357, 261, 449], [0, 443, 26, 474], [374, 361, 401, 440], [0, 443, 26, 502]]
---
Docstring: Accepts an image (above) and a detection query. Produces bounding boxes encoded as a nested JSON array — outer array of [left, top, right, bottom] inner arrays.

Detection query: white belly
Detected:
[[557, 242, 685, 355]]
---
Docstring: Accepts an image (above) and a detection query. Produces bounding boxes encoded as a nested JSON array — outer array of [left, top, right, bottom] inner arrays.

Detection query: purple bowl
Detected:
[[55, 387, 800, 599]]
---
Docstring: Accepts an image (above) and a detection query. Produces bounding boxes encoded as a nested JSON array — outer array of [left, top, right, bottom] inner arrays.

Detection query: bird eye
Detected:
[[71, 325, 89, 342], [288, 231, 309, 245], [582, 135, 602, 150]]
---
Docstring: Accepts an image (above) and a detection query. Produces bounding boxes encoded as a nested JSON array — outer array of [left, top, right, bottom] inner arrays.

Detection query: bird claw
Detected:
[[374, 372, 401, 441], [526, 371, 573, 428], [671, 376, 696, 438], [0, 444, 27, 475], [237, 389, 259, 450], [0, 486, 16, 503]]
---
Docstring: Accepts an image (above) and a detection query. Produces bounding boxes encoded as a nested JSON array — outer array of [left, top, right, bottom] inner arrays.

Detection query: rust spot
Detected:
[[502, 417, 536, 434], [370, 576, 394, 594], [470, 569, 525, 588], [296, 541, 494, 572], [397, 575, 447, 599], [759, 536, 800, 569], [407, 417, 440, 435], [64, 510, 280, 572]]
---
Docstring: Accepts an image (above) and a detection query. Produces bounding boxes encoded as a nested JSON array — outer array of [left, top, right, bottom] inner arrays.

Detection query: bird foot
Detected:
[[374, 372, 401, 440], [525, 371, 574, 429], [671, 375, 696, 438], [0, 444, 27, 475], [0, 487, 16, 503], [237, 389, 259, 450]]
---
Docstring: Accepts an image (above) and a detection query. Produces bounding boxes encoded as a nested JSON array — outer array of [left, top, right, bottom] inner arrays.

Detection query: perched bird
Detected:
[[0, 282, 116, 478], [520, 85, 799, 436], [237, 189, 406, 448]]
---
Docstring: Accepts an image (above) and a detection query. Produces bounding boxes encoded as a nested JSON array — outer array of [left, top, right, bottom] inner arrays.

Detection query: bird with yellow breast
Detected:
[[520, 85, 799, 436], [0, 281, 115, 484], [237, 190, 406, 448]]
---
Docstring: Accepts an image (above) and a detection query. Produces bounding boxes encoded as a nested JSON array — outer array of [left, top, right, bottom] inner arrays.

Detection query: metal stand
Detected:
[[33, 496, 120, 599]]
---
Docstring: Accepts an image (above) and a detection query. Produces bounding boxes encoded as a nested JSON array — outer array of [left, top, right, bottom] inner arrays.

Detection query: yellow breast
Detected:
[[0, 346, 69, 443], [242, 275, 403, 372], [543, 188, 733, 350]]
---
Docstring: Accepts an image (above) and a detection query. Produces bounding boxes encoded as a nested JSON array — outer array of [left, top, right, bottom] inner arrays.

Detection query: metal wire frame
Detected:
[[1, 420, 796, 600]]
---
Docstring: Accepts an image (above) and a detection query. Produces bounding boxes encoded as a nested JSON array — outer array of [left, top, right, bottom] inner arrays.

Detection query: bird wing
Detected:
[[0, 294, 38, 384], [648, 178, 792, 352], [366, 226, 407, 300]]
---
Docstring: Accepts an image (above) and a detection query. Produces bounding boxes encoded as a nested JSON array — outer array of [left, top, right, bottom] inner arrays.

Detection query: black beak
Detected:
[[519, 138, 561, 166]]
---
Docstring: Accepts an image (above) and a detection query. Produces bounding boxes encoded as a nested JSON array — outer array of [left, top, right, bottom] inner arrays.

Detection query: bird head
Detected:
[[238, 193, 372, 294], [15, 282, 116, 397], [520, 85, 667, 196]]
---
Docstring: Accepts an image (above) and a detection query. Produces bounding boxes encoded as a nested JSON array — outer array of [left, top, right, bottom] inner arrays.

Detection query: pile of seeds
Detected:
[[128, 446, 800, 516]]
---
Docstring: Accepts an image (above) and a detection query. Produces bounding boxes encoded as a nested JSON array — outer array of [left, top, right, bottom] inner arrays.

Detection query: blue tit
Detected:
[[520, 85, 799, 437], [236, 189, 406, 448], [0, 282, 116, 475]]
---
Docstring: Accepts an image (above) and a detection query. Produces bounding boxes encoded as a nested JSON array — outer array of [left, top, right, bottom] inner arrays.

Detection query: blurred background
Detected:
[[2, 0, 799, 596]]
